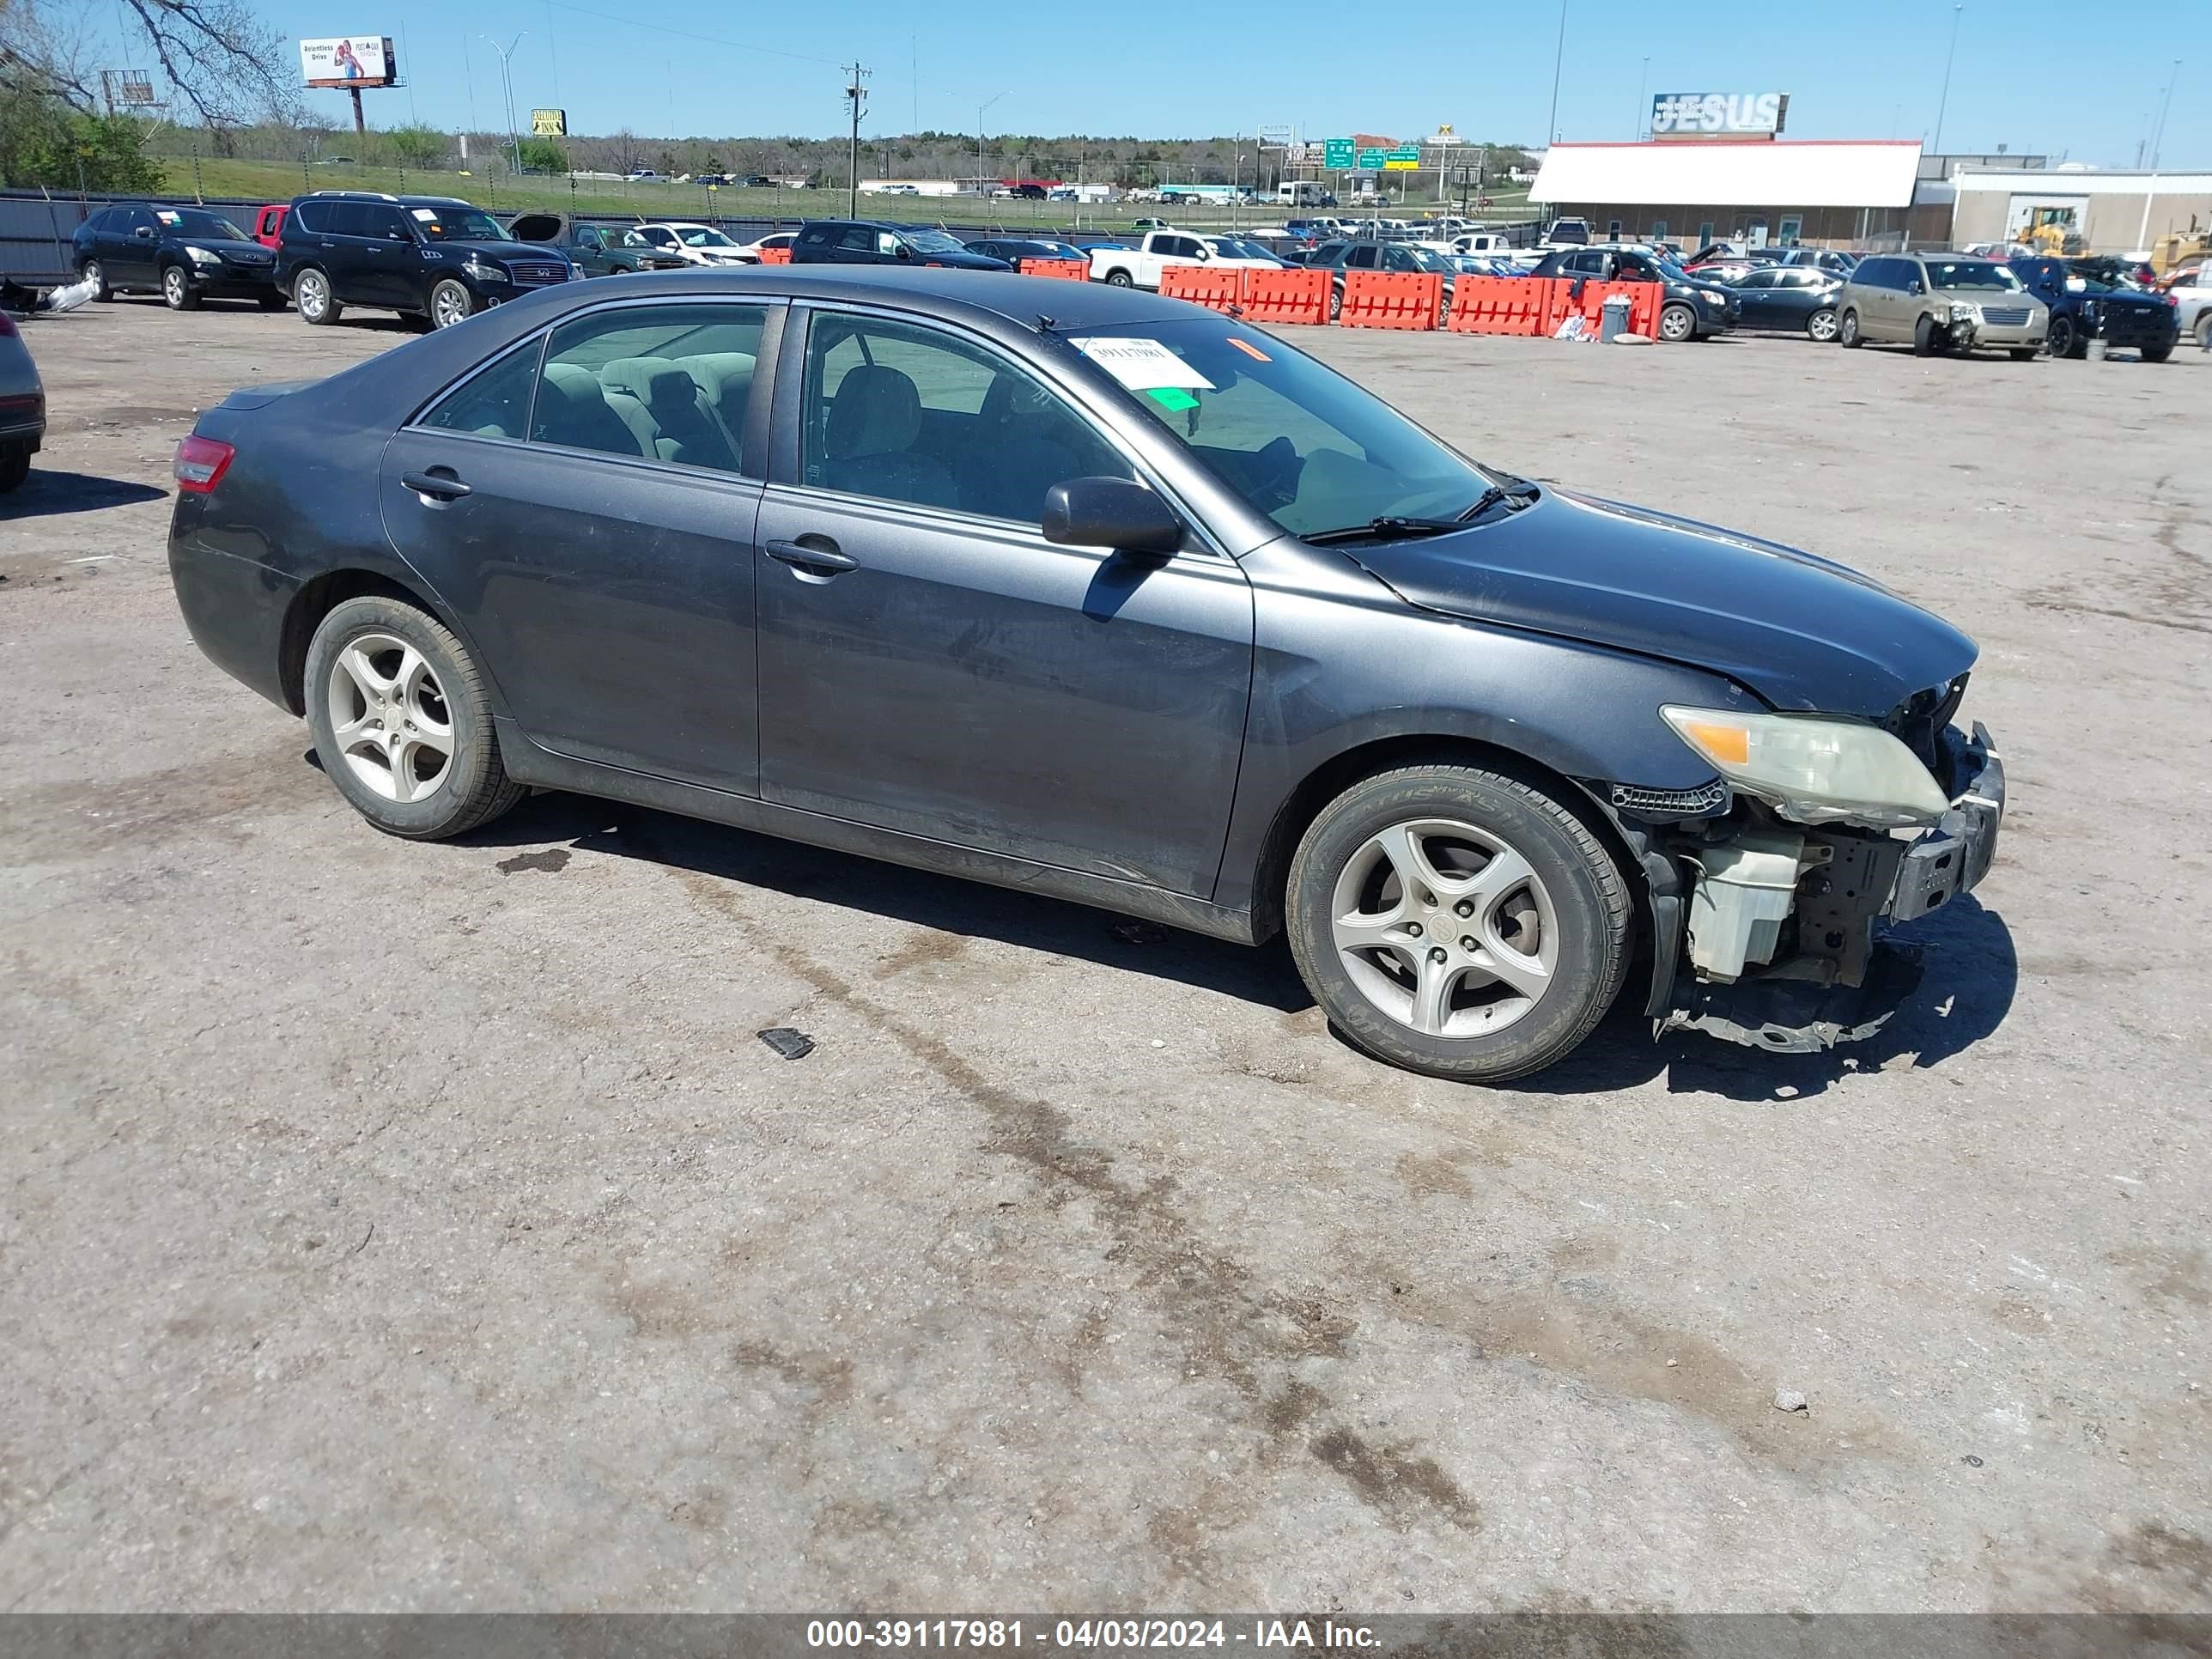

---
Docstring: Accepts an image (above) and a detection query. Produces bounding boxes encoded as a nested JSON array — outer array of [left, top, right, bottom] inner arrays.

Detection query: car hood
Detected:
[[1342, 489, 1977, 717], [437, 240, 544, 262], [916, 249, 1011, 270]]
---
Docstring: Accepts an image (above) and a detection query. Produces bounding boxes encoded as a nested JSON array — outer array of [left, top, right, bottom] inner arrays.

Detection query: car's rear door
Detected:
[[379, 297, 778, 792], [750, 305, 1254, 897]]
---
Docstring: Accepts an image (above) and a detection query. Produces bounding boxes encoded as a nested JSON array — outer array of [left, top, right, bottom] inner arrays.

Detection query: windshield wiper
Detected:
[[1302, 515, 1468, 544], [1455, 477, 1541, 520]]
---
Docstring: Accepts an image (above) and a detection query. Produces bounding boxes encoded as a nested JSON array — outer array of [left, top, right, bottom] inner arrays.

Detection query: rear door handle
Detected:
[[401, 469, 471, 501], [765, 538, 856, 575]]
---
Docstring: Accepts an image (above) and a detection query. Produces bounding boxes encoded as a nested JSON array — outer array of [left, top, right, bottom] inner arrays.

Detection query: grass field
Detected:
[[149, 155, 1534, 234]]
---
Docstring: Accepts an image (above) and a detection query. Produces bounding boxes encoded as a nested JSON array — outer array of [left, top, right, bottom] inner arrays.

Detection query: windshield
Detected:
[[1067, 319, 1494, 536], [611, 228, 655, 248], [1929, 260, 2021, 292], [1206, 238, 1273, 260], [902, 228, 968, 252], [677, 227, 736, 247], [160, 208, 248, 240], [1398, 246, 1451, 273], [414, 205, 510, 241]]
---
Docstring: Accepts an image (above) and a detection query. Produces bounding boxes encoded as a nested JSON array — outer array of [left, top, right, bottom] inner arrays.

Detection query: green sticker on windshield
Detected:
[[1146, 386, 1200, 411]]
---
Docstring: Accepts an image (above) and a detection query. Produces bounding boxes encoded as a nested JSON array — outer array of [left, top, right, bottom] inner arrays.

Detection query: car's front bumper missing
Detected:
[[1655, 722, 2004, 1053]]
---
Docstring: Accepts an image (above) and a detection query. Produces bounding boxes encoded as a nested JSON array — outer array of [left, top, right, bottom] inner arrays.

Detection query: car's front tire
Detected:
[[294, 267, 340, 325], [304, 596, 525, 841], [1912, 313, 1937, 356], [1657, 302, 1696, 343], [161, 264, 199, 311], [428, 277, 475, 329], [1285, 763, 1632, 1083], [1838, 307, 1863, 347]]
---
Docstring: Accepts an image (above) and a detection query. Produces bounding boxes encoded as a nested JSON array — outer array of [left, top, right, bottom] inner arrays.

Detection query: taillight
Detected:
[[173, 434, 235, 494]]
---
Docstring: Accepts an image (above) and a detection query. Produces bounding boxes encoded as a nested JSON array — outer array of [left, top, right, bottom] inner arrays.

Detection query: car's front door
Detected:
[[1730, 268, 1779, 326], [113, 207, 161, 287], [379, 298, 776, 791], [751, 307, 1255, 897]]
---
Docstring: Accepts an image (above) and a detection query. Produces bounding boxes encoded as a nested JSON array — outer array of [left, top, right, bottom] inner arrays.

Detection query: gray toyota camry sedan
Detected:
[[168, 268, 2002, 1082]]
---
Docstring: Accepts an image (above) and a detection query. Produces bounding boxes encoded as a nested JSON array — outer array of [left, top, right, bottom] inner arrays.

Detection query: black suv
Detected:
[[275, 191, 576, 330], [1531, 246, 1737, 342], [788, 221, 1011, 270], [72, 203, 280, 311]]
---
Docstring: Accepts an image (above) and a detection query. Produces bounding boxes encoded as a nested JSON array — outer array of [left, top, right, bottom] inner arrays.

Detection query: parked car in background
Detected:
[[1684, 245, 1778, 284], [732, 231, 798, 263], [634, 223, 752, 268], [1200, 235, 1288, 268], [1722, 265, 1848, 340], [1303, 240, 1460, 320], [790, 222, 1012, 270], [510, 214, 690, 276], [624, 168, 661, 182], [275, 191, 576, 330], [1542, 217, 1590, 246], [252, 204, 288, 249], [2067, 253, 2158, 291], [0, 306, 44, 492], [1771, 247, 1859, 275], [1838, 253, 2046, 357], [876, 184, 920, 197], [73, 202, 282, 312], [964, 237, 1089, 267], [1089, 230, 1279, 291], [1529, 246, 1735, 342], [2008, 253, 2179, 361], [2167, 267, 2212, 348], [167, 266, 2005, 1083]]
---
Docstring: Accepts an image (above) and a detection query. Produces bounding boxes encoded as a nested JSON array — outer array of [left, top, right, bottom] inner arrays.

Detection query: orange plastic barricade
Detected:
[[1158, 264, 1247, 313], [1241, 267, 1330, 325], [1339, 270, 1443, 331], [1445, 276, 1554, 336], [756, 246, 792, 265], [1553, 279, 1663, 337], [1018, 258, 1090, 281]]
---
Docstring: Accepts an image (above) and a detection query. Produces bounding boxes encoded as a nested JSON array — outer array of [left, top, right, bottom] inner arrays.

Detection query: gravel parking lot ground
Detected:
[[3, 297, 2208, 1614]]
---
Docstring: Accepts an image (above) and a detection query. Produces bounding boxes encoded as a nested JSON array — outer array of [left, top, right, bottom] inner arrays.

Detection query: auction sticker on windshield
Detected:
[[1069, 337, 1215, 392]]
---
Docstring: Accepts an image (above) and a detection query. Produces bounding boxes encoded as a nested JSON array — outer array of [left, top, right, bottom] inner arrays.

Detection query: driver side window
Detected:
[[800, 313, 1133, 526]]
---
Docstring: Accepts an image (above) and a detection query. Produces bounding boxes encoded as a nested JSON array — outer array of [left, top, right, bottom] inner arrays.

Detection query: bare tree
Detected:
[[114, 0, 301, 127], [0, 0, 98, 109]]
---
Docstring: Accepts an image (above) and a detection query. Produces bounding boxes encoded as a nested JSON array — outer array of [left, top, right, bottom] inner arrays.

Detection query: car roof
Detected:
[[520, 264, 1203, 329]]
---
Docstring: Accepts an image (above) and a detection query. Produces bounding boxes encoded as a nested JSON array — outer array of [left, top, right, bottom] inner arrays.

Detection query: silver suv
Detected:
[[1838, 253, 2048, 358]]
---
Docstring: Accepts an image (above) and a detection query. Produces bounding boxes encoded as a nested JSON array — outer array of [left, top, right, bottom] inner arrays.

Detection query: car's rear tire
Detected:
[[161, 264, 199, 311], [1912, 313, 1936, 356], [1657, 302, 1696, 342], [303, 597, 526, 842], [428, 277, 475, 329], [2046, 313, 2080, 359], [1329, 283, 1343, 321], [1103, 269, 1133, 287], [2140, 341, 2173, 363], [1838, 307, 1863, 347], [80, 259, 112, 301], [1806, 306, 1839, 342], [295, 267, 340, 325], [1284, 763, 1632, 1083], [0, 451, 29, 493]]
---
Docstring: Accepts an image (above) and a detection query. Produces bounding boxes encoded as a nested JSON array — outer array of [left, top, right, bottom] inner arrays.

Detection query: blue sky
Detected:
[[84, 0, 2199, 167]]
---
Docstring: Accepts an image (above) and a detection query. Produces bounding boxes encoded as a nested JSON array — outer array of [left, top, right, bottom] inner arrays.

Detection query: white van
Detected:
[[1278, 180, 1329, 208]]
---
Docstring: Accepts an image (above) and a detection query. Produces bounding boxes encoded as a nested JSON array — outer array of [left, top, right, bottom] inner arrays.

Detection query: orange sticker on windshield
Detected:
[[1226, 337, 1272, 362]]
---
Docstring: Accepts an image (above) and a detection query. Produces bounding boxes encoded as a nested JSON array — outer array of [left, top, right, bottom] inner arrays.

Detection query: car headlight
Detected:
[[1660, 706, 1951, 827], [186, 246, 222, 266], [1698, 289, 1724, 305], [462, 256, 501, 281]]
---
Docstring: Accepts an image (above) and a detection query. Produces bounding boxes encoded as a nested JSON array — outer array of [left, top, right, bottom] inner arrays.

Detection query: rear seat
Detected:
[[596, 356, 741, 473], [674, 351, 755, 443]]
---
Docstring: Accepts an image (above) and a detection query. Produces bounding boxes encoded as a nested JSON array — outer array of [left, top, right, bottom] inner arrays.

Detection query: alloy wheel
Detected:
[[431, 280, 473, 329], [1808, 307, 1839, 342], [163, 268, 188, 308], [297, 271, 328, 321], [1328, 817, 1557, 1038], [325, 633, 455, 804], [1658, 305, 1694, 342]]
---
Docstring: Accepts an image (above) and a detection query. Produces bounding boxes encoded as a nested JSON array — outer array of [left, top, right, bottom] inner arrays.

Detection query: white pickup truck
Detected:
[[1089, 231, 1280, 290]]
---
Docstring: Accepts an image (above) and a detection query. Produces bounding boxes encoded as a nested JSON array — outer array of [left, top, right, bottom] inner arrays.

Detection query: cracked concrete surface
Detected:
[[2, 301, 2208, 1613]]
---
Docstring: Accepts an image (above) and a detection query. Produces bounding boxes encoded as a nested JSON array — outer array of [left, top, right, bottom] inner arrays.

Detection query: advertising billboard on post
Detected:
[[1650, 92, 1789, 139], [299, 35, 397, 88], [531, 107, 568, 137]]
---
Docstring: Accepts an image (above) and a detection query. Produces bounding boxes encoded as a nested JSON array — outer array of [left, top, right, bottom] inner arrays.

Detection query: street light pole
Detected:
[[2149, 59, 2180, 168], [1634, 55, 1650, 139], [1545, 0, 1568, 145], [482, 32, 526, 176], [1931, 4, 1964, 156], [844, 62, 869, 218]]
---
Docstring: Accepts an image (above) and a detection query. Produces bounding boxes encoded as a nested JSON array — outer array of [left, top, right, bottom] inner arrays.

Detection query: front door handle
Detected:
[[402, 468, 471, 501], [765, 538, 856, 575]]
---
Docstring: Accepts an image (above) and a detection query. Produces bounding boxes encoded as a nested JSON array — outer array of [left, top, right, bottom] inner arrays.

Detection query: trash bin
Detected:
[[1600, 293, 1634, 343]]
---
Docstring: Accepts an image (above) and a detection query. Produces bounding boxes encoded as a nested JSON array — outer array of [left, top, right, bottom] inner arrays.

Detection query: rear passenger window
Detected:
[[291, 201, 328, 234], [420, 340, 541, 441], [531, 302, 769, 474]]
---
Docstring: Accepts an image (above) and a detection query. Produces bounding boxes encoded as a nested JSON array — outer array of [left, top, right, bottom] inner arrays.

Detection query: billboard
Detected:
[[1650, 92, 1789, 139], [299, 35, 396, 88], [531, 107, 568, 137]]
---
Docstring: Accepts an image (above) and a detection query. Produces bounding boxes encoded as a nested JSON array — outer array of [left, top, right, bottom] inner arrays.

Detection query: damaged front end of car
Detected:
[[1608, 678, 2005, 1053]]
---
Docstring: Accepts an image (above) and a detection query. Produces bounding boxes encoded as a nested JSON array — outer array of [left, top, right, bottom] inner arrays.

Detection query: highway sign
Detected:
[[1384, 144, 1420, 170], [1257, 123, 1294, 148], [1322, 137, 1354, 169], [1358, 148, 1387, 170]]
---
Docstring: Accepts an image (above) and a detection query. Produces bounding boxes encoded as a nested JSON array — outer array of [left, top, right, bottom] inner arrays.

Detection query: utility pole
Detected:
[[1931, 4, 1963, 156], [2149, 60, 2180, 169], [482, 32, 527, 177], [977, 91, 1006, 202], [844, 62, 870, 217], [1634, 55, 1650, 139]]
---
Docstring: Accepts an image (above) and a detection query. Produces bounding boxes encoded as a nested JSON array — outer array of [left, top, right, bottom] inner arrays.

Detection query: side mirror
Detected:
[[894, 243, 912, 259], [1906, 279, 1923, 295], [135, 226, 155, 240], [1042, 477, 1182, 560]]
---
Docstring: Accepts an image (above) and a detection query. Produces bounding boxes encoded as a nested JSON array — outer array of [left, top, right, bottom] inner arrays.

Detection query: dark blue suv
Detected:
[[2008, 254, 2179, 361]]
